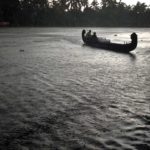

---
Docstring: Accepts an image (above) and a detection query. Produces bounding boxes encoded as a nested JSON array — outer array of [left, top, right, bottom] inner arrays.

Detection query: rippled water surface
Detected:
[[0, 28, 150, 150]]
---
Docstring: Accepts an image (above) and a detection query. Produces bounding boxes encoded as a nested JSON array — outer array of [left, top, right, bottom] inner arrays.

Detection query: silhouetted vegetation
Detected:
[[0, 0, 150, 27]]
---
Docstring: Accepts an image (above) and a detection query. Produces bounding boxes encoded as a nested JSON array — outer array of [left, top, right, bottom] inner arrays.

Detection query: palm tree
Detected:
[[91, 0, 99, 10], [68, 0, 88, 11]]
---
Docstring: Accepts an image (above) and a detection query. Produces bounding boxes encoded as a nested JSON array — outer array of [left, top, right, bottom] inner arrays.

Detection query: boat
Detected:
[[82, 29, 138, 53]]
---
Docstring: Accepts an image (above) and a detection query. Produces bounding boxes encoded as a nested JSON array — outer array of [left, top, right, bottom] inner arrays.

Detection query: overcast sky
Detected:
[[89, 0, 150, 6]]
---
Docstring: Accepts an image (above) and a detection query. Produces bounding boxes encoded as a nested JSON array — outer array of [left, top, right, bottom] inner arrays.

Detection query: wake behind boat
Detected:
[[82, 29, 138, 53]]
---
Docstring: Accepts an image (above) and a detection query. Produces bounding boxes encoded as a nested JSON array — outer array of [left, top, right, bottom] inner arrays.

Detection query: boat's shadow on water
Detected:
[[82, 44, 136, 61], [127, 52, 136, 61]]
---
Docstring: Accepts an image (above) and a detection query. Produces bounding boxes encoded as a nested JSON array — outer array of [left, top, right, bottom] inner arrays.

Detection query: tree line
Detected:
[[0, 0, 150, 27]]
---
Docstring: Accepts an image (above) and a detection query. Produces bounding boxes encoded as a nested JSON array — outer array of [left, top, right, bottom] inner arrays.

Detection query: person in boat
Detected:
[[86, 30, 92, 39], [92, 32, 98, 42]]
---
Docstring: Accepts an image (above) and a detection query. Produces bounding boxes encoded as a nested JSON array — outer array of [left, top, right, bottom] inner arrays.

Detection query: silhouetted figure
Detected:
[[86, 30, 91, 38], [92, 32, 98, 42]]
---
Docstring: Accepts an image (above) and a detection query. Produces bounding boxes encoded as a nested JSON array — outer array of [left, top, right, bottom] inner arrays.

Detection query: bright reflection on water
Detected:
[[0, 28, 150, 150]]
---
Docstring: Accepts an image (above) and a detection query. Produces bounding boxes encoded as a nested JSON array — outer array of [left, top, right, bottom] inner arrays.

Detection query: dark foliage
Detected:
[[0, 0, 150, 27]]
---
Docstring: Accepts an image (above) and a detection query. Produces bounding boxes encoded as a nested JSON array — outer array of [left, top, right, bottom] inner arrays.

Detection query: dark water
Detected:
[[0, 28, 149, 150]]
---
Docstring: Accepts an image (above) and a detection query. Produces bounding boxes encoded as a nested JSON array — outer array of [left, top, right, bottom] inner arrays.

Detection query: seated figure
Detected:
[[86, 30, 92, 39], [92, 32, 98, 42]]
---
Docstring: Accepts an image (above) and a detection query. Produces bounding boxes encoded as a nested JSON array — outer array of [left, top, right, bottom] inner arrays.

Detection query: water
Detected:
[[0, 27, 149, 150]]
